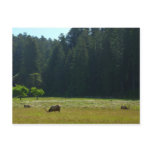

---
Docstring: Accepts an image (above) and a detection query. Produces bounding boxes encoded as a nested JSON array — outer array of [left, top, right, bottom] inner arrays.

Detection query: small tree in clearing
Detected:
[[30, 87, 45, 100], [13, 85, 29, 100]]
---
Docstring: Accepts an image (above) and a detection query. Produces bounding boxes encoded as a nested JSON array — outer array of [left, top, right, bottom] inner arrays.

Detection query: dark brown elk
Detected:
[[121, 105, 128, 110], [24, 105, 31, 108], [48, 105, 61, 112]]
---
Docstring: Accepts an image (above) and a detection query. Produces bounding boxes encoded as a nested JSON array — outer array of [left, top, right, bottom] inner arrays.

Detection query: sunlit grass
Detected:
[[13, 97, 140, 124]]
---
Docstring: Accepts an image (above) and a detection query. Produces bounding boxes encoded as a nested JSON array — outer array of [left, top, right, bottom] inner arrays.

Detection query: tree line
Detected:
[[13, 28, 139, 99]]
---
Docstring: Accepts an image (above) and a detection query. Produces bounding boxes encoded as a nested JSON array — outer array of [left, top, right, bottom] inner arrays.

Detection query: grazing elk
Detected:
[[24, 105, 31, 108], [121, 105, 129, 110], [48, 105, 61, 112]]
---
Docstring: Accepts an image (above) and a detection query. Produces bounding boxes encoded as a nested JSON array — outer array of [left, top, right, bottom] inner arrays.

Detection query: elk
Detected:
[[45, 105, 61, 112], [24, 105, 31, 108], [121, 105, 129, 110]]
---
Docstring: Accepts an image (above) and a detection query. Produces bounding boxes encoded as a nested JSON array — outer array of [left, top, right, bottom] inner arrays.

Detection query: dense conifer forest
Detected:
[[13, 28, 139, 98]]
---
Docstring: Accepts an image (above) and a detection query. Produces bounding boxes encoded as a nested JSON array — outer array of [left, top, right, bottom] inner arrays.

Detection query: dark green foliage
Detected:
[[13, 85, 29, 100], [43, 42, 65, 96], [21, 36, 39, 74], [13, 28, 140, 99], [27, 73, 42, 88]]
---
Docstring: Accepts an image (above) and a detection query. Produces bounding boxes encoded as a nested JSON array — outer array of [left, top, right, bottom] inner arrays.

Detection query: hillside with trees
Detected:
[[13, 28, 139, 98]]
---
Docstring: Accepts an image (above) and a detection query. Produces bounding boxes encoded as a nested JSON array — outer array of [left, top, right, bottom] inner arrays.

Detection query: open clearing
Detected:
[[13, 97, 140, 124]]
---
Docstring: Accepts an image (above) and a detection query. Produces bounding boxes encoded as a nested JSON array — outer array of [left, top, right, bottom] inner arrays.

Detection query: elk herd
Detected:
[[24, 104, 61, 112], [23, 104, 129, 112]]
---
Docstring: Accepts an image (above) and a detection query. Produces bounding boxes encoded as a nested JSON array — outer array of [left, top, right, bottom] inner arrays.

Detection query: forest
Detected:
[[13, 28, 140, 99]]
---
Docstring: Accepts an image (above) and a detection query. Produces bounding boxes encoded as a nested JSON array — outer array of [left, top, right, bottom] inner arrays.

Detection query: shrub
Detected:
[[13, 85, 29, 100], [30, 87, 45, 99]]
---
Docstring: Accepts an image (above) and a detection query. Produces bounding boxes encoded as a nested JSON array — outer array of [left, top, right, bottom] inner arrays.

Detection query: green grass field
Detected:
[[13, 97, 140, 124]]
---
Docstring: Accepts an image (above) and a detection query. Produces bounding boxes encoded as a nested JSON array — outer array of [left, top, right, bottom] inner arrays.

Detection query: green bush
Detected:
[[30, 87, 45, 99], [13, 85, 29, 100]]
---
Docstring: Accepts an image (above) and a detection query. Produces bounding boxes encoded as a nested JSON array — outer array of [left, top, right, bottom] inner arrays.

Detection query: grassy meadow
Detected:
[[13, 97, 140, 124]]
